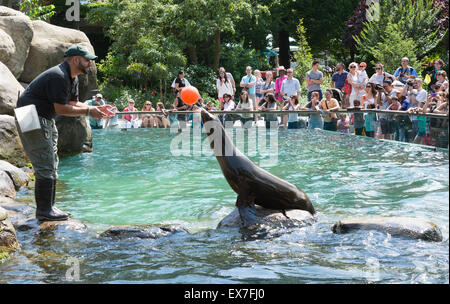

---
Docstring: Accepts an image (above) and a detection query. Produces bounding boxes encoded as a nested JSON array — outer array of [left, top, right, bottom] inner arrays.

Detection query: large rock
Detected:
[[0, 6, 33, 78], [19, 20, 98, 101], [332, 217, 443, 242], [0, 61, 25, 115], [217, 206, 317, 229], [0, 160, 29, 190], [0, 28, 14, 63], [55, 116, 92, 156], [0, 170, 14, 198], [0, 114, 28, 167], [0, 206, 19, 250], [100, 224, 189, 240]]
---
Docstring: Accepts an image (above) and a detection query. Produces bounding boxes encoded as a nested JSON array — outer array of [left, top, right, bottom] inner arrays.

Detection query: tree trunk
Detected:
[[186, 45, 198, 64], [213, 29, 221, 71], [278, 30, 290, 69]]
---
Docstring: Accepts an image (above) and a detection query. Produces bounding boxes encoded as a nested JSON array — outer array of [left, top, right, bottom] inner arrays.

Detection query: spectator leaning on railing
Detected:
[[402, 78, 427, 141]]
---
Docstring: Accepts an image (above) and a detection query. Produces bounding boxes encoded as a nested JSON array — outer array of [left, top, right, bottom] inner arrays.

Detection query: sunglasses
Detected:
[[145, 103, 151, 105], [359, 65, 365, 68], [350, 66, 356, 69], [376, 67, 382, 70]]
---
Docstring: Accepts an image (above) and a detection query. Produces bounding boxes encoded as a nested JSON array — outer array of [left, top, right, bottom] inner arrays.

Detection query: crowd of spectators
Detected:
[[93, 57, 448, 148]]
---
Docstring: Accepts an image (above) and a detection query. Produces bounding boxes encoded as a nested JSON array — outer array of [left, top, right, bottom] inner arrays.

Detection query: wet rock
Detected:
[[217, 206, 316, 229], [16, 217, 87, 234], [332, 217, 443, 242], [0, 159, 30, 190], [0, 197, 33, 225], [100, 224, 189, 240], [0, 206, 19, 250]]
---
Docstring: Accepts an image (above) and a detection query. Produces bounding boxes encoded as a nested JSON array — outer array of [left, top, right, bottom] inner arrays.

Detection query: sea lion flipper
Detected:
[[236, 196, 258, 228]]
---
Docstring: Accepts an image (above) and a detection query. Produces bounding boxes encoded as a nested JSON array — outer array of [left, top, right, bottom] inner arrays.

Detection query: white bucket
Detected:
[[14, 104, 41, 133]]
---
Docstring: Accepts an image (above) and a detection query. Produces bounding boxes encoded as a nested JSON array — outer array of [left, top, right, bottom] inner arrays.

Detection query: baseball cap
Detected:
[[95, 93, 103, 98], [64, 44, 98, 60], [359, 62, 367, 67]]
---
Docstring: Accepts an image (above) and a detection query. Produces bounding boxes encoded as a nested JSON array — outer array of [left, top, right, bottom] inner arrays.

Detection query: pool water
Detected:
[[1, 128, 448, 283]]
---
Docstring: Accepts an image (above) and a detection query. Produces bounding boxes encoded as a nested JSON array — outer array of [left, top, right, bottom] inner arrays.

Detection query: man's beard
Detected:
[[78, 61, 89, 75]]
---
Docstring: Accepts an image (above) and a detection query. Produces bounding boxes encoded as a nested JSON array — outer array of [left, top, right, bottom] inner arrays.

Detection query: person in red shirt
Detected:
[[122, 99, 139, 128]]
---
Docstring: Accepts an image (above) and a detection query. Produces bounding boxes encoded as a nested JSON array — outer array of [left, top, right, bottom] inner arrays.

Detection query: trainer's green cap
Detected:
[[64, 44, 98, 60]]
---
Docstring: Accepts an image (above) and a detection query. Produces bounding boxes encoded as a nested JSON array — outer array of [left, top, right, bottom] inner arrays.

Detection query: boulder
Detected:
[[0, 61, 25, 115], [55, 115, 92, 156], [0, 6, 33, 78], [100, 224, 189, 240], [0, 197, 34, 225], [0, 28, 14, 63], [332, 217, 443, 242], [0, 170, 14, 198], [0, 206, 19, 250], [19, 20, 98, 101], [0, 114, 28, 167], [217, 206, 317, 229], [0, 160, 29, 190]]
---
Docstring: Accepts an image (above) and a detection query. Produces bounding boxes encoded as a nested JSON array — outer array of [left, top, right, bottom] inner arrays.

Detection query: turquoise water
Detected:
[[1, 128, 448, 283]]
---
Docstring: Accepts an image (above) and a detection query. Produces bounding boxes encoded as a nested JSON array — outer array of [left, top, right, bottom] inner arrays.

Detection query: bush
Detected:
[[184, 64, 217, 97]]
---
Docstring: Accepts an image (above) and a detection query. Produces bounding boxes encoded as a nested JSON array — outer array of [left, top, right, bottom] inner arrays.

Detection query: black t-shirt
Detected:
[[175, 77, 186, 92], [16, 61, 79, 120]]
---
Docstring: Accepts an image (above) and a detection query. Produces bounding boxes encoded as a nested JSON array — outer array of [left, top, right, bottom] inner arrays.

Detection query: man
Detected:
[[331, 62, 348, 91], [87, 93, 106, 129], [219, 67, 236, 99], [401, 78, 427, 141], [375, 79, 396, 139], [15, 44, 113, 221], [173, 70, 191, 127], [305, 59, 323, 101], [240, 66, 256, 107], [280, 69, 301, 129], [280, 68, 301, 100], [394, 57, 418, 84]]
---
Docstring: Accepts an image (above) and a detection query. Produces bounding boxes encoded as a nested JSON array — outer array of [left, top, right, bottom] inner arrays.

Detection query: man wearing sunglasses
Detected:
[[394, 57, 418, 84]]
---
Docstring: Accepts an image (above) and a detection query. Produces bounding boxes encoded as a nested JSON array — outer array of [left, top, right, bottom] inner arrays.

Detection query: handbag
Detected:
[[342, 79, 352, 95]]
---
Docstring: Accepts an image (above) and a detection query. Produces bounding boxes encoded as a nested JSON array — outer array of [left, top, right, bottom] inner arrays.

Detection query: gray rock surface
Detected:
[[217, 206, 316, 229], [332, 217, 443, 242], [0, 206, 19, 249], [0, 6, 33, 78], [0, 61, 25, 115], [100, 224, 189, 239], [0, 159, 29, 190], [0, 170, 14, 198], [16, 217, 87, 233], [55, 115, 93, 156], [19, 20, 98, 101], [0, 114, 28, 167]]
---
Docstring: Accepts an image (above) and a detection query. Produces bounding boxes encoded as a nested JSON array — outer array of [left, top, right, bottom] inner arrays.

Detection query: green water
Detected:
[[1, 128, 448, 283]]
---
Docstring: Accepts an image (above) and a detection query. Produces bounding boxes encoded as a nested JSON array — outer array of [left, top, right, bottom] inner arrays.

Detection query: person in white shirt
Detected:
[[402, 78, 427, 139]]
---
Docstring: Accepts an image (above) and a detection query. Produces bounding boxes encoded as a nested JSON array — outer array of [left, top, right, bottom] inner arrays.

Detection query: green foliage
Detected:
[[184, 65, 217, 97], [20, 0, 55, 21], [98, 82, 161, 111], [293, 19, 313, 84], [364, 22, 422, 75], [356, 0, 447, 61]]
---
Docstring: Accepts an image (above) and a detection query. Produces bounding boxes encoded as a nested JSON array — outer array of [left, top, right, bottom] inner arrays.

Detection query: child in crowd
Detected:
[[337, 113, 350, 134], [363, 103, 377, 137], [353, 100, 365, 136]]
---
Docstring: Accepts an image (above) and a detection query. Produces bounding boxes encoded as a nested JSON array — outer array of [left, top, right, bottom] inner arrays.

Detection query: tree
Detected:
[[356, 0, 447, 59], [293, 19, 313, 83], [342, 1, 369, 62], [20, 0, 55, 21]]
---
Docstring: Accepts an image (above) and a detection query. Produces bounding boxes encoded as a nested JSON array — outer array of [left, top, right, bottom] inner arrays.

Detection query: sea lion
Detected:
[[200, 108, 315, 227]]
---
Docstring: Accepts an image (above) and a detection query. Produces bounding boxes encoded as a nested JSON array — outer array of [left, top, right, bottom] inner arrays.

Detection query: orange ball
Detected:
[[180, 86, 200, 105]]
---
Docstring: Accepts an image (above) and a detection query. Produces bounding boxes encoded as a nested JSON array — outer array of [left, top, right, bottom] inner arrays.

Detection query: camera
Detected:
[[406, 80, 414, 86], [375, 84, 384, 90]]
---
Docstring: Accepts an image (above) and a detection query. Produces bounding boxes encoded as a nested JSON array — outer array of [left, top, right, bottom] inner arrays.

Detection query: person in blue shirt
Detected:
[[331, 63, 348, 91], [240, 66, 257, 109], [393, 57, 418, 84]]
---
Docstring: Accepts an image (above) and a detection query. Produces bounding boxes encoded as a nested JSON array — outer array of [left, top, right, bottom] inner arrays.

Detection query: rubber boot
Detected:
[[51, 178, 71, 217], [35, 177, 69, 221]]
